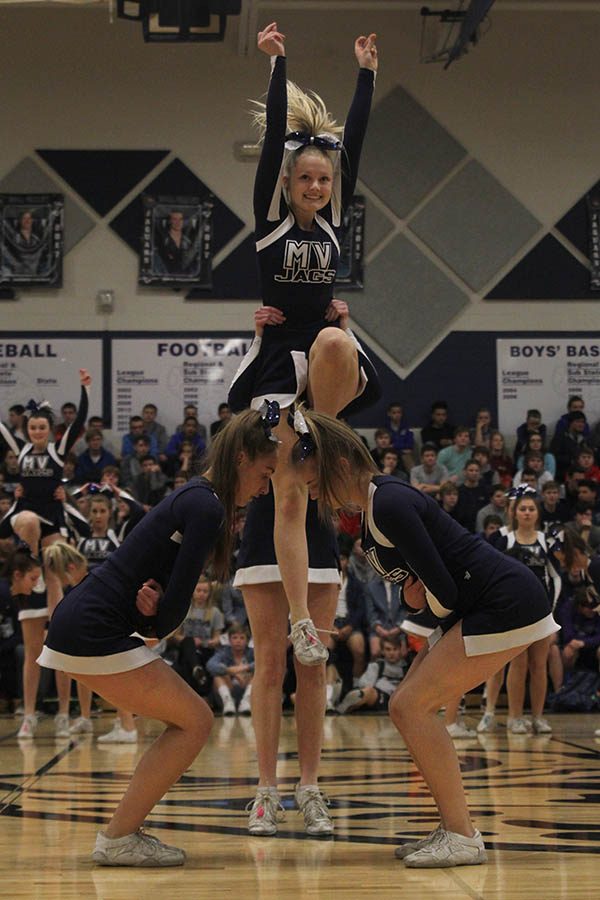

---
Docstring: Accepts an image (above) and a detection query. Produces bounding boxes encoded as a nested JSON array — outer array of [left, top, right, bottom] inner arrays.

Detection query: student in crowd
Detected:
[[141, 403, 168, 460], [575, 444, 600, 482], [470, 407, 493, 448], [488, 431, 514, 488], [421, 401, 455, 450], [470, 445, 498, 489], [365, 576, 403, 659], [455, 460, 490, 533], [380, 447, 408, 481], [76, 428, 118, 484], [539, 480, 570, 534], [326, 546, 367, 695], [207, 623, 255, 715], [336, 634, 408, 713], [120, 415, 159, 459], [385, 402, 415, 470], [566, 501, 600, 553], [410, 443, 449, 498], [552, 396, 591, 441], [210, 402, 233, 438], [514, 409, 547, 462], [437, 427, 472, 481], [512, 450, 554, 491], [550, 410, 588, 482], [439, 482, 460, 519], [516, 430, 556, 477], [133, 456, 168, 508], [165, 416, 206, 468], [475, 485, 508, 535]]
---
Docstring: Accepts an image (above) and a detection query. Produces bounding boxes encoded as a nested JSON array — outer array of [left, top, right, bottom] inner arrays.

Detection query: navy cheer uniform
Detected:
[[234, 485, 339, 587], [0, 385, 90, 540], [228, 55, 380, 416], [363, 476, 559, 656], [77, 530, 121, 569], [38, 477, 224, 675]]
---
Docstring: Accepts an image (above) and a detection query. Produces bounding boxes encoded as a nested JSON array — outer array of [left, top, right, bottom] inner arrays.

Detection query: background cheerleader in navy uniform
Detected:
[[228, 22, 380, 665], [37, 407, 279, 868], [290, 409, 560, 869], [0, 546, 42, 734]]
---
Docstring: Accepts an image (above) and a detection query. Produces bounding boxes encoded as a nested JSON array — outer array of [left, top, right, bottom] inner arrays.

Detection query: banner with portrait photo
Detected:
[[335, 195, 365, 290], [0, 194, 63, 286], [139, 194, 213, 288]]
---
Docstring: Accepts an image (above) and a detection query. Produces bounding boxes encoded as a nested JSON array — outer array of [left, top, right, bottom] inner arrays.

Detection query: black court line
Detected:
[[0, 740, 79, 814]]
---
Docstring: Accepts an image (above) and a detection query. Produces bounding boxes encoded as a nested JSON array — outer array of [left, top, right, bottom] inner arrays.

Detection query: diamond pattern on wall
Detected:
[[37, 149, 170, 217], [555, 178, 599, 257], [486, 234, 594, 300], [110, 157, 244, 264], [340, 233, 469, 367], [410, 161, 541, 291], [360, 85, 467, 219], [0, 157, 95, 253]]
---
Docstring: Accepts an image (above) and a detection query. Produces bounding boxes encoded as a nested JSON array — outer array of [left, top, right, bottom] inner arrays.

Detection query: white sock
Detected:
[[326, 684, 333, 702], [218, 685, 233, 703], [242, 684, 252, 701], [297, 783, 318, 794], [352, 677, 361, 688]]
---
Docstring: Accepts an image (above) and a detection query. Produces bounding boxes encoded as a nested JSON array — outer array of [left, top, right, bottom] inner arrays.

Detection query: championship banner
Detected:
[[0, 194, 63, 286], [111, 336, 252, 437], [139, 194, 213, 288], [335, 195, 365, 290], [0, 337, 103, 413], [497, 338, 600, 438]]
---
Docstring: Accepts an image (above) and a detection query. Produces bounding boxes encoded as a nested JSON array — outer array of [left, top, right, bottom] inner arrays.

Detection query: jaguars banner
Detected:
[[0, 194, 63, 286], [139, 194, 213, 288]]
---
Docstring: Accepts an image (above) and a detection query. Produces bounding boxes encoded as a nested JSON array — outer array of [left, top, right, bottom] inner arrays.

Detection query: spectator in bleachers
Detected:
[[516, 430, 556, 477], [566, 501, 600, 553], [475, 485, 508, 534], [482, 513, 504, 540], [54, 400, 85, 446], [455, 460, 491, 533], [410, 442, 449, 498], [133, 455, 168, 508], [471, 445, 499, 489], [558, 584, 600, 674], [552, 395, 591, 441], [0, 449, 20, 494], [120, 415, 159, 459], [207, 623, 254, 715], [220, 582, 248, 628], [177, 403, 208, 443], [210, 402, 233, 438], [7, 404, 27, 443], [348, 536, 378, 585], [61, 452, 80, 491], [575, 444, 600, 482], [120, 434, 153, 489], [539, 480, 570, 534], [169, 575, 224, 698], [369, 428, 394, 469], [325, 547, 367, 699], [75, 428, 118, 484], [470, 406, 494, 448], [512, 450, 554, 491], [385, 402, 415, 470], [514, 408, 547, 463], [488, 431, 514, 488], [439, 481, 460, 519], [576, 480, 600, 525], [380, 447, 408, 481], [141, 403, 168, 461], [336, 634, 408, 714], [437, 426, 472, 480], [550, 410, 588, 482], [420, 400, 454, 450], [563, 465, 587, 515], [365, 576, 403, 659], [165, 416, 206, 471]]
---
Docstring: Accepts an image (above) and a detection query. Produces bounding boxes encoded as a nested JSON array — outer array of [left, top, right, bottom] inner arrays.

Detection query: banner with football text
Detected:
[[111, 336, 252, 438], [497, 337, 600, 438], [0, 337, 103, 415]]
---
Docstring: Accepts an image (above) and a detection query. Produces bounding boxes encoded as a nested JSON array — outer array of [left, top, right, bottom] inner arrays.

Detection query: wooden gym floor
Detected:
[[0, 711, 598, 899]]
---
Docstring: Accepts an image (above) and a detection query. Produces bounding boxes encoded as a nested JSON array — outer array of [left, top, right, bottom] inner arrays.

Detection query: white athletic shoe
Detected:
[[336, 689, 363, 715], [92, 829, 185, 867], [394, 824, 444, 859], [238, 696, 252, 715], [507, 717, 530, 735], [403, 828, 487, 868], [69, 716, 93, 735], [531, 716, 552, 734], [97, 725, 138, 744], [246, 788, 285, 836], [54, 714, 71, 738], [295, 785, 334, 835], [222, 696, 236, 716], [595, 727, 600, 738], [17, 714, 38, 740], [290, 619, 328, 666], [476, 712, 496, 733], [446, 721, 477, 739]]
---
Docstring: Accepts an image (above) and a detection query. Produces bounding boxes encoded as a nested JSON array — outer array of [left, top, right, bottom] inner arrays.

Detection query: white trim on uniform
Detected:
[[37, 643, 158, 675], [314, 214, 340, 255], [18, 607, 49, 622], [425, 588, 453, 619], [233, 564, 340, 586], [366, 482, 394, 548], [401, 618, 434, 638], [255, 212, 295, 253], [230, 336, 263, 390], [463, 612, 559, 657]]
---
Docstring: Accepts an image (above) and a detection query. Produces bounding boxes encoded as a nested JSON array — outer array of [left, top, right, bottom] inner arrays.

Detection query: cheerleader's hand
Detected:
[[79, 368, 92, 387], [403, 575, 427, 611], [355, 33, 378, 71], [136, 579, 163, 617], [258, 21, 286, 57], [254, 305, 286, 337], [325, 298, 349, 330]]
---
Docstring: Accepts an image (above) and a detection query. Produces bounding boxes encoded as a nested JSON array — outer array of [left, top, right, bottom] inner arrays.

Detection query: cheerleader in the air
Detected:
[[228, 22, 381, 665], [289, 409, 559, 869], [38, 405, 279, 867]]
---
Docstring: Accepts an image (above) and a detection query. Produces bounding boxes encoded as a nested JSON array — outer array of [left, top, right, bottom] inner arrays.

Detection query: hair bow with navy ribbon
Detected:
[[258, 399, 281, 442], [284, 131, 343, 152], [25, 398, 52, 417], [288, 409, 315, 460], [506, 484, 538, 501]]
